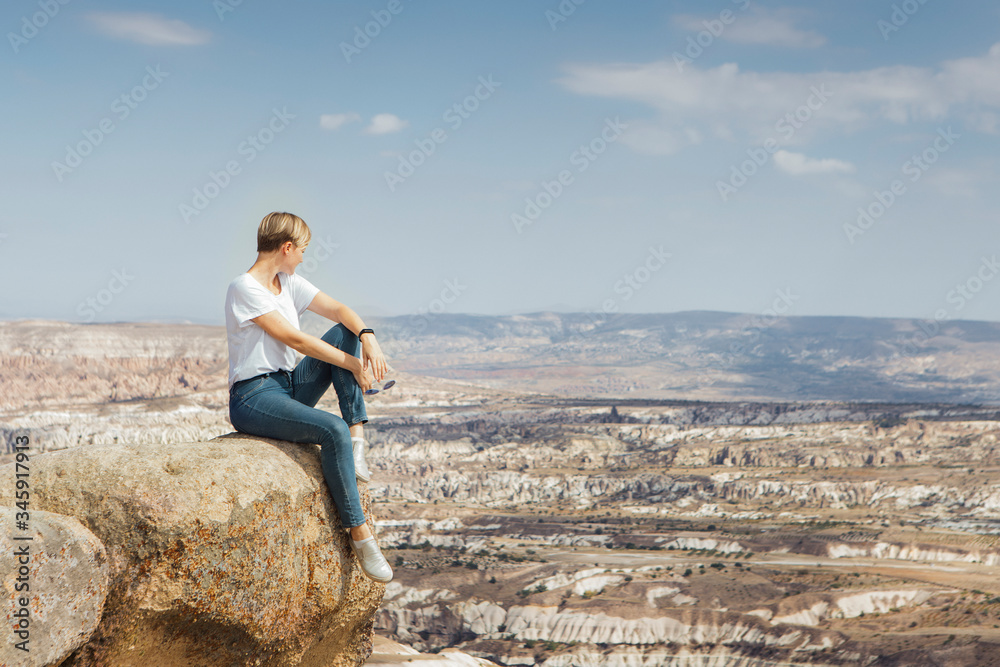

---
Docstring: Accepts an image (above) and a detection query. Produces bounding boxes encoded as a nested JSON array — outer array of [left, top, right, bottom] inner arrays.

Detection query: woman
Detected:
[[225, 211, 392, 583]]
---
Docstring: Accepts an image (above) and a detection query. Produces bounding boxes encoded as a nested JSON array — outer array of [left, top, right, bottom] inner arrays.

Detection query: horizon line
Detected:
[[2, 310, 1000, 327]]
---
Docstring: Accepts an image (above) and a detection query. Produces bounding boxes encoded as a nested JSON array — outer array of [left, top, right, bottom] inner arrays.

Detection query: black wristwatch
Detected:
[[359, 328, 375, 338]]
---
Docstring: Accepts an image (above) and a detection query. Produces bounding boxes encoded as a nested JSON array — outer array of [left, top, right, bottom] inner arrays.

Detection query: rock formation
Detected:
[[0, 433, 386, 666], [366, 635, 498, 666], [0, 507, 108, 667]]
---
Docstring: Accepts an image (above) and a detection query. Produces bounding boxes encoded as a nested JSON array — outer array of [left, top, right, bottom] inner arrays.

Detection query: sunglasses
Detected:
[[364, 379, 396, 396]]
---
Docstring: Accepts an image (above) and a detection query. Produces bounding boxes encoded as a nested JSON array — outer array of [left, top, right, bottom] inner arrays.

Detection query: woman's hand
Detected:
[[352, 359, 374, 394], [360, 333, 388, 382]]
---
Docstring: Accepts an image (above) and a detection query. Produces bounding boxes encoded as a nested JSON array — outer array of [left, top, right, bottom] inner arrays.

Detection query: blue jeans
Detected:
[[228, 324, 368, 528]]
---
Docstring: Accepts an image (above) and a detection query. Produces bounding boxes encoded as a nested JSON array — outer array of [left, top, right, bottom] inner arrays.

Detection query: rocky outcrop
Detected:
[[0, 507, 109, 667], [770, 590, 934, 626], [370, 465, 1000, 517], [366, 635, 498, 666], [3, 401, 232, 455], [358, 415, 1000, 522], [826, 541, 1000, 565], [0, 320, 228, 412], [0, 433, 386, 667], [371, 416, 1000, 472], [532, 645, 838, 667], [376, 596, 845, 655]]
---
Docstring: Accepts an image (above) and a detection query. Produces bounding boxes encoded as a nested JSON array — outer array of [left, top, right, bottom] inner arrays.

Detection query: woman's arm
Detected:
[[252, 310, 372, 391], [307, 291, 366, 332], [307, 291, 389, 381]]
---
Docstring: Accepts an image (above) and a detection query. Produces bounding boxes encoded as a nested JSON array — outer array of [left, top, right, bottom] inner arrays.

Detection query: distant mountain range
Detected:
[[345, 310, 1000, 405], [4, 310, 999, 410]]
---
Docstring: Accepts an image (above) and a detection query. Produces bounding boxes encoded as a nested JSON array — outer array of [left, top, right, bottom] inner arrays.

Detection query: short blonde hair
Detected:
[[257, 212, 311, 253]]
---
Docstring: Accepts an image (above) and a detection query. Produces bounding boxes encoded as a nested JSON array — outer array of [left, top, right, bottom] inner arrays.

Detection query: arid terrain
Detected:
[[4, 315, 1000, 665]]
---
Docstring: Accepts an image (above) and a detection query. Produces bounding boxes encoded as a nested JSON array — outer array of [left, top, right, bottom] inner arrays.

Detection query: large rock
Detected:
[[0, 433, 387, 666], [0, 507, 109, 667]]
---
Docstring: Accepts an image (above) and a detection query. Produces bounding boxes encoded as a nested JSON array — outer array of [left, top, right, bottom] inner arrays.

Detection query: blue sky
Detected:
[[5, 0, 1000, 325]]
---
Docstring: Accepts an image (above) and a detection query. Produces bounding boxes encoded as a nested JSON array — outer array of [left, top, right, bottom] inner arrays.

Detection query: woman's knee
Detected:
[[317, 416, 352, 447], [321, 323, 359, 355], [320, 323, 351, 343]]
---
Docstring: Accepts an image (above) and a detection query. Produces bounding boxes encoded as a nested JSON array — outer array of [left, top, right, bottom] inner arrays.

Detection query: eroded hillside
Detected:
[[5, 320, 1000, 665]]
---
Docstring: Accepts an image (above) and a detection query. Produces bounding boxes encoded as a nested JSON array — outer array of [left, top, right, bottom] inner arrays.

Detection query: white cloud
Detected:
[[557, 43, 1000, 148], [774, 150, 855, 175], [87, 12, 210, 46], [320, 113, 360, 131], [676, 8, 826, 48], [364, 113, 409, 135]]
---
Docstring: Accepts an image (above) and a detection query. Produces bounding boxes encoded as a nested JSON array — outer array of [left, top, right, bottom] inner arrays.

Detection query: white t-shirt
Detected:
[[225, 271, 320, 387]]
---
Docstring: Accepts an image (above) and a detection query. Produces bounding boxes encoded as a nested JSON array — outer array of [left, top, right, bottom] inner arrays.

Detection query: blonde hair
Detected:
[[257, 212, 311, 253]]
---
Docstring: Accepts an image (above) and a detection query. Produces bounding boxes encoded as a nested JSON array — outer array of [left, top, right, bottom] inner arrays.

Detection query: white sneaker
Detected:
[[350, 536, 393, 583], [352, 436, 371, 483]]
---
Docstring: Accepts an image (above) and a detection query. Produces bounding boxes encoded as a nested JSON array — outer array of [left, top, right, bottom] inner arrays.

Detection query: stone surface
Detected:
[[0, 507, 109, 667], [0, 433, 386, 667]]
